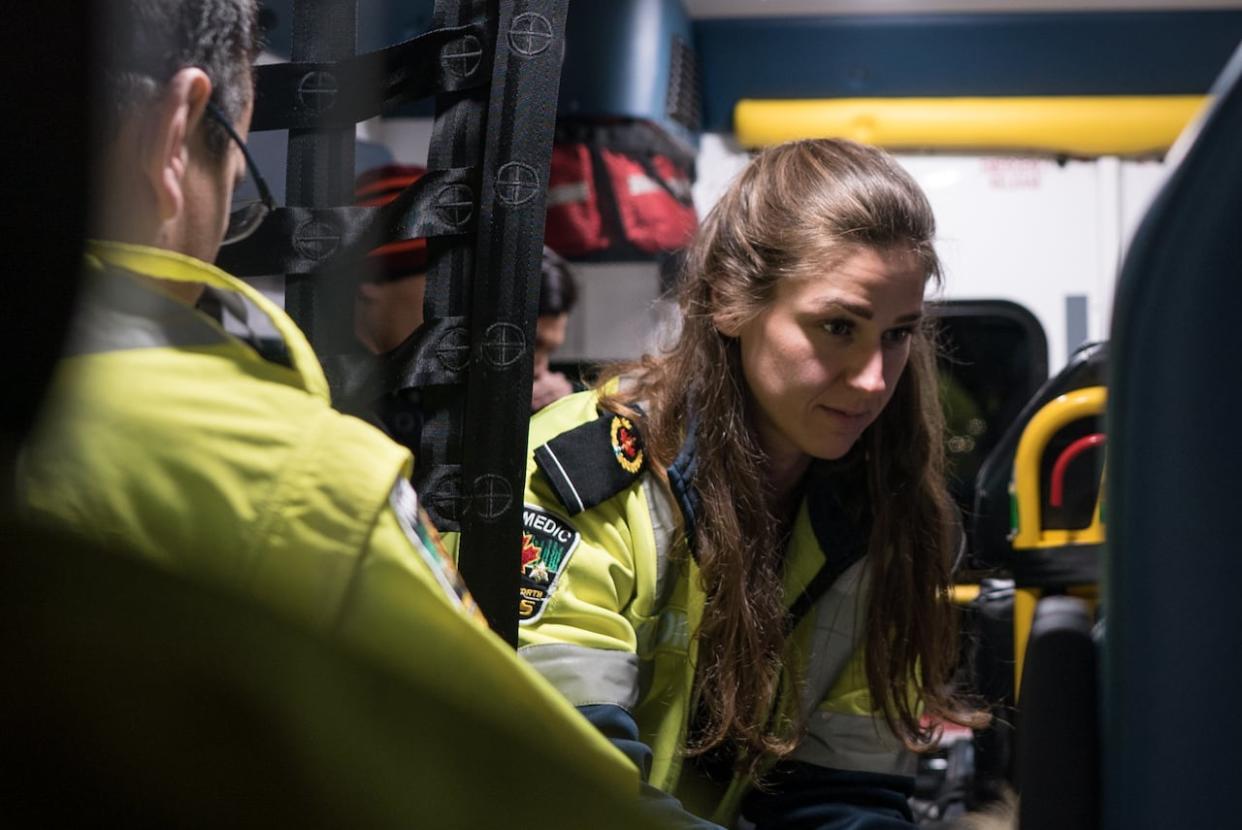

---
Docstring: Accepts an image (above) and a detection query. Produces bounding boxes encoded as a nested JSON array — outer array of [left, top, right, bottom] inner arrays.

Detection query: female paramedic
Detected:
[[513, 138, 984, 828]]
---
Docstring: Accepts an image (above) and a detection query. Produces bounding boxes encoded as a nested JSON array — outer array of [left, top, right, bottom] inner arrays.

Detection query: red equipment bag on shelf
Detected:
[[545, 119, 697, 261]]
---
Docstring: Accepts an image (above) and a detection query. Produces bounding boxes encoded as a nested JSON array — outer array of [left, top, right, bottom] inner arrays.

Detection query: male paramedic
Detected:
[[16, 1, 665, 823]]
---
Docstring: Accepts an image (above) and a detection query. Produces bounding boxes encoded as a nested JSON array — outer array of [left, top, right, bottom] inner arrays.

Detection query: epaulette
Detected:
[[533, 410, 647, 515]]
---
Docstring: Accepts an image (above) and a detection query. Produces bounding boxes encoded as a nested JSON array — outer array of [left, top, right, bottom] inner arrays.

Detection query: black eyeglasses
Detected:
[[205, 101, 275, 245]]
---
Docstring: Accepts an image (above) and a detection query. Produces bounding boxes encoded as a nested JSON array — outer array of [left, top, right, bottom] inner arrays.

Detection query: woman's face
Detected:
[[733, 246, 926, 466]]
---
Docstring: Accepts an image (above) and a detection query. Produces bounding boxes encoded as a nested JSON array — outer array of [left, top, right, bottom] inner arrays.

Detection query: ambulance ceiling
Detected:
[[255, 1, 1242, 132], [683, 0, 1242, 17], [691, 4, 1242, 130]]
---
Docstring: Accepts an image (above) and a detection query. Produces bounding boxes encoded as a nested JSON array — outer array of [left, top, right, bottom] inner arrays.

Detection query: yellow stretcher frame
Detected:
[[734, 96, 1209, 156], [1011, 386, 1107, 692]]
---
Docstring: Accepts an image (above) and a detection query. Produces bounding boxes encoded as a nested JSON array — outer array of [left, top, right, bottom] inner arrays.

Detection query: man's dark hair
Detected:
[[95, 0, 261, 156], [538, 246, 578, 317]]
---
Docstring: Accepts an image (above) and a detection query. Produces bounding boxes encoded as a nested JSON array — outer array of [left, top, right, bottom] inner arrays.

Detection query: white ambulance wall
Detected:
[[559, 263, 670, 363], [905, 153, 1108, 369], [360, 116, 434, 165], [1120, 160, 1175, 253]]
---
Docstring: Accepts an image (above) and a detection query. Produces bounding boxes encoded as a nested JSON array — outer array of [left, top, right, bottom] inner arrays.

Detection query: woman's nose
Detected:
[[849, 346, 887, 396]]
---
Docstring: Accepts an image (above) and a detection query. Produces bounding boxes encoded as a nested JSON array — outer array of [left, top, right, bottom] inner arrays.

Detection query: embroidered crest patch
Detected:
[[533, 410, 647, 516], [390, 478, 484, 623], [519, 505, 581, 623], [610, 415, 644, 474]]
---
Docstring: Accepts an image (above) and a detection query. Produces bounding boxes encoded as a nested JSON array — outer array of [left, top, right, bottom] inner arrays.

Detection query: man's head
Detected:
[[529, 246, 579, 411], [534, 246, 578, 378], [92, 0, 261, 264], [353, 164, 429, 355]]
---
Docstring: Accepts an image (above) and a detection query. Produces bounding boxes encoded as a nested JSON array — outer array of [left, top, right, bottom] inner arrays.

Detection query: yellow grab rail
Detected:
[[1010, 386, 1107, 691]]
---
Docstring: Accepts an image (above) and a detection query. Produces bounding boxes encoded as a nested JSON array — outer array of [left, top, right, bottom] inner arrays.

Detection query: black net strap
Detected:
[[454, 0, 569, 643], [216, 167, 478, 277], [251, 23, 492, 132], [397, 0, 571, 643], [410, 0, 494, 539], [228, 0, 569, 645], [283, 0, 358, 358]]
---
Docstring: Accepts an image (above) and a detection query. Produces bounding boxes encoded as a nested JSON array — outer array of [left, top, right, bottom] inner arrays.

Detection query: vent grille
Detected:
[[665, 35, 701, 132]]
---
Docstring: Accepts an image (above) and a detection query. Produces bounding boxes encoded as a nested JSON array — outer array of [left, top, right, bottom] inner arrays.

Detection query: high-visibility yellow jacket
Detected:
[[17, 241, 646, 825], [500, 388, 919, 828]]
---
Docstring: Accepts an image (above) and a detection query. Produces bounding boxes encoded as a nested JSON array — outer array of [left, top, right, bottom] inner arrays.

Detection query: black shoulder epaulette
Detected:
[[533, 411, 647, 515]]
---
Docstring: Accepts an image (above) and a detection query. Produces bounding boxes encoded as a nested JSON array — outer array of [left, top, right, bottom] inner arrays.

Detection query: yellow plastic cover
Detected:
[[734, 95, 1209, 156]]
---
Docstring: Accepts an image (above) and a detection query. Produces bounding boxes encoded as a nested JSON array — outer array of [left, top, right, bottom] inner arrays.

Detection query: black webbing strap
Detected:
[[452, 0, 571, 644], [409, 0, 493, 536], [283, 0, 358, 358], [234, 0, 568, 645], [250, 23, 492, 132], [216, 167, 478, 277], [388, 315, 473, 388]]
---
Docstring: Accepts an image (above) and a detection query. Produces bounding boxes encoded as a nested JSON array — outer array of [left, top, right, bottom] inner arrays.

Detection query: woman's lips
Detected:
[[818, 405, 871, 425]]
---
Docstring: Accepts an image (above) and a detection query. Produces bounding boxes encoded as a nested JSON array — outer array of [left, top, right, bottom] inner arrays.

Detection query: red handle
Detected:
[[1050, 433, 1107, 508]]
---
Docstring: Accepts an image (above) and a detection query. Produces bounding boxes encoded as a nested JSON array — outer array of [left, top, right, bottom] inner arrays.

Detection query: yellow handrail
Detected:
[[1012, 387, 1108, 550], [1010, 386, 1107, 691]]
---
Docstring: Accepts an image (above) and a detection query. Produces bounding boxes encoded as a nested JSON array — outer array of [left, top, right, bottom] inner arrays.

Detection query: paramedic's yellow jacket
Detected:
[[18, 242, 644, 825], [466, 388, 920, 828]]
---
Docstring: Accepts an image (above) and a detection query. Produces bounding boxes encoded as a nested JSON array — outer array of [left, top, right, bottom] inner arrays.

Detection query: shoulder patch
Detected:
[[519, 505, 581, 623], [390, 478, 485, 624], [533, 412, 646, 515]]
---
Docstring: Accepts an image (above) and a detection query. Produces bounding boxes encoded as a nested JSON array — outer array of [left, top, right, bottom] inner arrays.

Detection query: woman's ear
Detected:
[[712, 313, 738, 338], [142, 68, 213, 223], [712, 306, 746, 338], [706, 285, 743, 337]]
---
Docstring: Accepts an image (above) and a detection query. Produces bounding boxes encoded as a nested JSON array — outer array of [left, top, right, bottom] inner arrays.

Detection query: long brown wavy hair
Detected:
[[599, 138, 985, 773]]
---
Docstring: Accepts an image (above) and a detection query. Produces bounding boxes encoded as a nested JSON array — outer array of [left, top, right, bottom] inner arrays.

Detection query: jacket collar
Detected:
[[665, 425, 870, 619], [665, 415, 702, 553], [85, 240, 330, 402]]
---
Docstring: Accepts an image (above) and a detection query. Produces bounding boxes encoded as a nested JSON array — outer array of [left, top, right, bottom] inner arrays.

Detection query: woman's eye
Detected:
[[822, 319, 853, 337], [883, 326, 915, 345]]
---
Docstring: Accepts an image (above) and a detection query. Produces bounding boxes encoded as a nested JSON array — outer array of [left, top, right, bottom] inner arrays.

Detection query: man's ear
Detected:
[[142, 68, 213, 222]]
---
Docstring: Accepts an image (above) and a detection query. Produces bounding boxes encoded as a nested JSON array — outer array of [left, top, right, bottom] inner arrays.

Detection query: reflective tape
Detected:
[[625, 172, 691, 200], [520, 642, 640, 710], [636, 607, 690, 656], [634, 476, 691, 655], [790, 710, 916, 777], [546, 180, 591, 207], [65, 272, 230, 357], [641, 475, 679, 604], [798, 558, 867, 715]]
